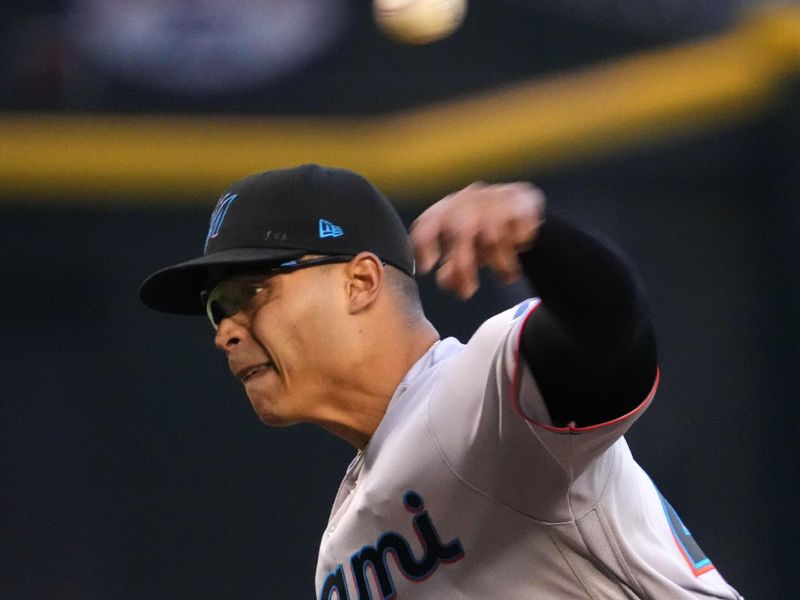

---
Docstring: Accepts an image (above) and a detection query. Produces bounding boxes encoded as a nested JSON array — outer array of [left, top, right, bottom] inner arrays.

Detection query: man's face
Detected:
[[212, 261, 349, 426]]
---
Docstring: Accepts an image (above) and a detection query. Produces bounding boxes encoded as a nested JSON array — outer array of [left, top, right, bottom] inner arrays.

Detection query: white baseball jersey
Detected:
[[316, 299, 742, 599]]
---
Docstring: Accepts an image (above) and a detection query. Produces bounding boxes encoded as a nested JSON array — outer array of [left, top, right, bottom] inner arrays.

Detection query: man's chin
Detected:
[[256, 412, 298, 428], [249, 400, 300, 428], [245, 387, 305, 428]]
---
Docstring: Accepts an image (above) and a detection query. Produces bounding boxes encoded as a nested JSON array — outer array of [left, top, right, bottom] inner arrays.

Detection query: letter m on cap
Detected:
[[205, 193, 238, 250]]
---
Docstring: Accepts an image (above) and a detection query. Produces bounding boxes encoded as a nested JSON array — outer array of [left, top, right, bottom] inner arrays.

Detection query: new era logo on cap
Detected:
[[319, 219, 344, 238]]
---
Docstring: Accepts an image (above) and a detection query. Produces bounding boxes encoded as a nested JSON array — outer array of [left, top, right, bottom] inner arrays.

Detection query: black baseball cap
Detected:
[[139, 164, 415, 314]]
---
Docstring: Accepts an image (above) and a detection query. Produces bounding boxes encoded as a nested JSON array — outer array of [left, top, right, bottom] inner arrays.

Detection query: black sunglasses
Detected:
[[200, 254, 354, 329]]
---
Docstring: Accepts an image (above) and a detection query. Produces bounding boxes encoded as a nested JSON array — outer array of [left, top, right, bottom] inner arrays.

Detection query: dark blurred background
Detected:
[[1, 1, 798, 598]]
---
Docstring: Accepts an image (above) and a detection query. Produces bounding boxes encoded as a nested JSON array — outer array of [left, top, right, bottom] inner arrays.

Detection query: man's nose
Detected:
[[214, 315, 247, 352]]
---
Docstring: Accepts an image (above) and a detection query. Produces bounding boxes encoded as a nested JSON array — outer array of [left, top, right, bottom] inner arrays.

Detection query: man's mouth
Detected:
[[237, 362, 275, 382]]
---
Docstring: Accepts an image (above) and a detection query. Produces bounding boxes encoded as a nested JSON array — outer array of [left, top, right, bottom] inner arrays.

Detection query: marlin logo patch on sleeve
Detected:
[[658, 491, 715, 576]]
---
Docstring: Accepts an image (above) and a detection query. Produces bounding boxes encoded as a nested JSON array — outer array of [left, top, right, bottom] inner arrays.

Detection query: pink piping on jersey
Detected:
[[510, 299, 661, 432]]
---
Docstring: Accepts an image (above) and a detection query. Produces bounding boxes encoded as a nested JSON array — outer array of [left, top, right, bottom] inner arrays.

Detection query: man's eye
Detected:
[[210, 299, 238, 323], [242, 285, 266, 305]]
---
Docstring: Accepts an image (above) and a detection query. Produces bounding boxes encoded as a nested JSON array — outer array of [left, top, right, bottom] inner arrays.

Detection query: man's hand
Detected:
[[410, 182, 546, 299]]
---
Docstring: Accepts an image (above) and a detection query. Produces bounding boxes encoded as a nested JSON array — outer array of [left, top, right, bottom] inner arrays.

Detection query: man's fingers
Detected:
[[410, 181, 545, 298], [436, 225, 479, 297], [475, 225, 521, 283], [483, 244, 522, 283], [409, 212, 444, 274], [436, 259, 479, 299]]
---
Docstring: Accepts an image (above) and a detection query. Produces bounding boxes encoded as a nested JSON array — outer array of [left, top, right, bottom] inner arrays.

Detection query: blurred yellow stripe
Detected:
[[0, 5, 798, 205]]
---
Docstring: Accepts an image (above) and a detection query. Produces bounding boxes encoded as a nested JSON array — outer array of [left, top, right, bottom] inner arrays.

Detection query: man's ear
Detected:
[[344, 252, 384, 314]]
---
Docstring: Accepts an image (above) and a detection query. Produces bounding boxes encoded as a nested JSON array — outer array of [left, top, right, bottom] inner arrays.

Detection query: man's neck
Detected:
[[316, 320, 439, 449]]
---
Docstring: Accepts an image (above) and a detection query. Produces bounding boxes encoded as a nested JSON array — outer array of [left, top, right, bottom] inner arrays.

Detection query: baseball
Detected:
[[373, 0, 467, 45]]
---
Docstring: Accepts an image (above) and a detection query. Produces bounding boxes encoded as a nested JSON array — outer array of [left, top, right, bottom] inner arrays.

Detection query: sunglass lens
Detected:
[[208, 299, 227, 328]]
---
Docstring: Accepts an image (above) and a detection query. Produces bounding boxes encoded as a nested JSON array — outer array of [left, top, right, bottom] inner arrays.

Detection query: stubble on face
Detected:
[[240, 266, 347, 427]]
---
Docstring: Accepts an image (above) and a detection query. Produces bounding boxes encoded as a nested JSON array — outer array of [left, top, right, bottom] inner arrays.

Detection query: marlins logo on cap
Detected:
[[205, 193, 239, 251]]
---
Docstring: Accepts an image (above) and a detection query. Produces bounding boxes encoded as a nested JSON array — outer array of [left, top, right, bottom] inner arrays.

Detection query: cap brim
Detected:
[[139, 247, 306, 314]]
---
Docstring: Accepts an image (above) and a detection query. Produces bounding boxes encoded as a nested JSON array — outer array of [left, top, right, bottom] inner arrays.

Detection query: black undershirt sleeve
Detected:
[[518, 210, 658, 427]]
